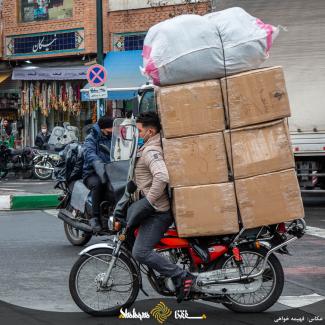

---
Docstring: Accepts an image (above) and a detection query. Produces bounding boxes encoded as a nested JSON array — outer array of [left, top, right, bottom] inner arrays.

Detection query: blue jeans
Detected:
[[132, 211, 185, 278]]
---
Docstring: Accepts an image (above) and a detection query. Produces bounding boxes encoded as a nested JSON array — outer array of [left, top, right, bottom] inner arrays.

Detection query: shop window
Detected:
[[20, 0, 73, 23], [113, 33, 146, 51]]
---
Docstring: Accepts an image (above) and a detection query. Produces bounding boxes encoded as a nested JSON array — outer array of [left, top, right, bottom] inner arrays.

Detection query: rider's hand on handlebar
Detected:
[[126, 197, 155, 228]]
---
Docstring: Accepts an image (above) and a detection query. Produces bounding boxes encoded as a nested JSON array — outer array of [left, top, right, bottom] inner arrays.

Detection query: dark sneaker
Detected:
[[172, 272, 197, 303], [89, 217, 102, 233]]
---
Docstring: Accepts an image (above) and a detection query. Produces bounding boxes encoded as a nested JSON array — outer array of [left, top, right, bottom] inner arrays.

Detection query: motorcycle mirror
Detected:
[[127, 180, 137, 194], [99, 144, 110, 155]]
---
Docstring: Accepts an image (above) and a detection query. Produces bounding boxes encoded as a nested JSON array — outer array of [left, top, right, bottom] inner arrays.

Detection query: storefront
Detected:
[[12, 66, 93, 146], [0, 73, 19, 121], [0, 71, 22, 147]]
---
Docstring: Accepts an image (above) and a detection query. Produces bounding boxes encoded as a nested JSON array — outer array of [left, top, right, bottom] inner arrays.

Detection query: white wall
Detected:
[[108, 0, 208, 12]]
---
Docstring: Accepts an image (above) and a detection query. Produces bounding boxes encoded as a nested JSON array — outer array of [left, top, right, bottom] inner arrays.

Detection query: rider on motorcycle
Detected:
[[83, 116, 113, 232], [127, 111, 196, 303]]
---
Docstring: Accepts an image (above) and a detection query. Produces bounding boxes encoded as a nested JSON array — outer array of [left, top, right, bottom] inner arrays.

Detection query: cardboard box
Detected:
[[163, 133, 229, 187], [236, 169, 304, 229], [157, 80, 225, 138], [221, 66, 291, 129], [224, 119, 295, 179], [173, 183, 239, 237]]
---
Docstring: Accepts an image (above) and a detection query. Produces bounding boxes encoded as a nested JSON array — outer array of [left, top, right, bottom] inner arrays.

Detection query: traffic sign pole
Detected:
[[87, 63, 108, 120], [96, 0, 104, 120]]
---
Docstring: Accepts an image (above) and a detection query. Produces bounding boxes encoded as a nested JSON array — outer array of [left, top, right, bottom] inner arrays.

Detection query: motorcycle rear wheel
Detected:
[[212, 246, 284, 313], [69, 248, 140, 316]]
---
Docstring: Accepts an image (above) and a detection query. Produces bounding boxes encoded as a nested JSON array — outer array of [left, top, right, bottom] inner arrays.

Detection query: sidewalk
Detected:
[[0, 175, 61, 210]]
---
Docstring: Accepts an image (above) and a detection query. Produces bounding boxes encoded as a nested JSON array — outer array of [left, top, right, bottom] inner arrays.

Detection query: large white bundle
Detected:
[[205, 7, 279, 74], [142, 7, 279, 86]]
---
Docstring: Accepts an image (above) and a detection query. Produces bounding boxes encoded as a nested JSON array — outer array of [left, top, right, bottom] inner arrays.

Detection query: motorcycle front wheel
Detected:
[[213, 246, 284, 313], [0, 168, 8, 179], [63, 204, 92, 246], [33, 158, 53, 180], [69, 248, 140, 316]]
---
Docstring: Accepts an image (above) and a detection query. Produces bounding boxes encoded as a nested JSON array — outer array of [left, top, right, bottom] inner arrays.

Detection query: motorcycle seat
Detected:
[[9, 148, 23, 155]]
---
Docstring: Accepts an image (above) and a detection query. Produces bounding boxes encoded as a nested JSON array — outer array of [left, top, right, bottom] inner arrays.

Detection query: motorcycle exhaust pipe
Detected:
[[34, 164, 54, 171], [197, 236, 297, 286], [58, 209, 93, 233]]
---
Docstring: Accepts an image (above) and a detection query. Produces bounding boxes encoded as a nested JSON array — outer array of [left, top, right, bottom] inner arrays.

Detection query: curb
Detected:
[[0, 194, 59, 211]]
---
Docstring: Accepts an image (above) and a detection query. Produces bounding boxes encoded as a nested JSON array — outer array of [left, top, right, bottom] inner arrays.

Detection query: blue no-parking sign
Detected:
[[86, 64, 107, 87]]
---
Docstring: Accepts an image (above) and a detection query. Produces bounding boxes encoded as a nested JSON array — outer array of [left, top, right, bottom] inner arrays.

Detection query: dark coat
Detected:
[[83, 123, 111, 179], [35, 131, 51, 150]]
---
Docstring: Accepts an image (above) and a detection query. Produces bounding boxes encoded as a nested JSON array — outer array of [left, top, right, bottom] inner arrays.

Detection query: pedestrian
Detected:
[[2, 119, 12, 137], [35, 124, 51, 150]]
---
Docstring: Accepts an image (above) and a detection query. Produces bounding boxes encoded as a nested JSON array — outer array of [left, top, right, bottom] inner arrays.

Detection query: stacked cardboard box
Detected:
[[158, 66, 304, 237]]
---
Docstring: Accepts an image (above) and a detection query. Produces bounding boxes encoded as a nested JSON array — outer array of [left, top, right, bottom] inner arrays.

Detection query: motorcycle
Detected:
[[0, 143, 37, 179], [33, 150, 61, 180], [55, 161, 126, 246], [55, 134, 131, 246], [69, 196, 306, 315], [68, 118, 306, 316]]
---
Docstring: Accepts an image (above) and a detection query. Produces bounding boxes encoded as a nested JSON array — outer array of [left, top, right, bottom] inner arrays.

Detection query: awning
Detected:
[[12, 66, 88, 80], [0, 73, 10, 84], [81, 50, 148, 101]]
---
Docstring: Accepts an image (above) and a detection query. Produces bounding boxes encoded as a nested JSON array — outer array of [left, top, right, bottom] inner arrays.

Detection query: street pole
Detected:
[[96, 0, 104, 120]]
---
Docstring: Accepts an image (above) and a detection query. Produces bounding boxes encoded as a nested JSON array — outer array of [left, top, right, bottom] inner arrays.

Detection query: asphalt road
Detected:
[[0, 205, 325, 316], [0, 176, 60, 195]]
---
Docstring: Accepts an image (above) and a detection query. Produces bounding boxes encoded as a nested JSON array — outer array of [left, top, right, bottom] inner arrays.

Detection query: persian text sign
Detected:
[[5, 29, 85, 57], [89, 87, 108, 100], [108, 0, 208, 11]]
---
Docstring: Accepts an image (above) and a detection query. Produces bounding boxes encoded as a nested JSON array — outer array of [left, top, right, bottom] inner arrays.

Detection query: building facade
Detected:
[[0, 0, 211, 145], [1, 0, 106, 145], [108, 0, 210, 52]]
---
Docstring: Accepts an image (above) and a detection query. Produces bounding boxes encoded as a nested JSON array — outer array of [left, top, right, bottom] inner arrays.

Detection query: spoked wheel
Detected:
[[63, 205, 92, 246], [0, 168, 8, 179], [33, 158, 53, 180], [0, 160, 8, 179], [214, 246, 284, 313], [69, 248, 140, 316]]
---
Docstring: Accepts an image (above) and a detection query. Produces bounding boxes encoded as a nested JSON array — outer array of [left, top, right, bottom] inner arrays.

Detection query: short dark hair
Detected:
[[136, 112, 161, 132], [98, 116, 114, 129]]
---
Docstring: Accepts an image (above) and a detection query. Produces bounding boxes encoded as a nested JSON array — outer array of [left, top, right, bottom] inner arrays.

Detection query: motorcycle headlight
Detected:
[[108, 216, 115, 231], [108, 216, 122, 232], [50, 154, 61, 161]]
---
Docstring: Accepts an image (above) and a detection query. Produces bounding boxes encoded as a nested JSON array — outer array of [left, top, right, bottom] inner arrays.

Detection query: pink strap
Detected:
[[142, 45, 160, 85], [142, 45, 152, 59], [256, 18, 274, 53]]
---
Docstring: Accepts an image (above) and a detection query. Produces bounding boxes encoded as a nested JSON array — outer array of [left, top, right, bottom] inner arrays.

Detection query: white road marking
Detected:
[[278, 293, 325, 308], [43, 209, 58, 217], [306, 226, 325, 239], [0, 195, 11, 210], [0, 188, 27, 192]]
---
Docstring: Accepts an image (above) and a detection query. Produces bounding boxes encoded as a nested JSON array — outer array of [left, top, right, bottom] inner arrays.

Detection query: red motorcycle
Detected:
[[69, 121, 306, 316], [69, 212, 305, 316]]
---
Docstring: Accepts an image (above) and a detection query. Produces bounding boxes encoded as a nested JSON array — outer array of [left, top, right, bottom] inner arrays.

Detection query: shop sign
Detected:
[[89, 87, 108, 100], [5, 29, 85, 57]]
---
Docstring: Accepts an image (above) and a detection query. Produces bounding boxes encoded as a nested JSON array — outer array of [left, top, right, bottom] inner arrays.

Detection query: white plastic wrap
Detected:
[[142, 7, 279, 86]]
